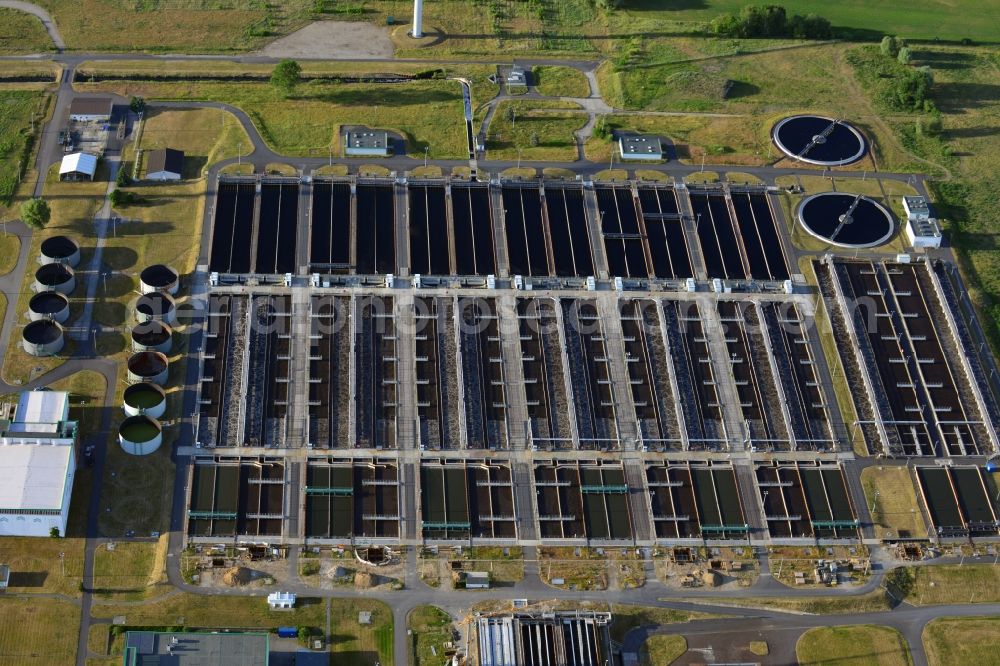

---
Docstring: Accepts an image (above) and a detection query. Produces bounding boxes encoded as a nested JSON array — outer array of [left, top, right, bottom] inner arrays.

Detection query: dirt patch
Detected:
[[259, 21, 394, 59]]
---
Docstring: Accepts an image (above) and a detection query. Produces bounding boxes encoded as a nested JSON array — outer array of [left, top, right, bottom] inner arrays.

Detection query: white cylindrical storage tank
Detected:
[[139, 264, 180, 295], [22, 319, 65, 356], [28, 291, 70, 323], [39, 235, 81, 267], [131, 319, 173, 354], [34, 263, 75, 294], [134, 292, 177, 325], [127, 351, 169, 385], [118, 414, 163, 455], [123, 382, 167, 419]]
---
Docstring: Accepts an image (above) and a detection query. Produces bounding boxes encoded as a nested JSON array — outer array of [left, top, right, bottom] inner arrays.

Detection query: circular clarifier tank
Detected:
[[123, 382, 167, 419], [118, 414, 163, 455], [28, 291, 70, 323], [34, 263, 75, 294], [39, 235, 81, 267], [22, 319, 65, 356], [139, 264, 179, 295], [797, 192, 895, 248], [134, 291, 177, 325], [131, 320, 173, 354], [127, 350, 169, 385], [772, 115, 867, 166]]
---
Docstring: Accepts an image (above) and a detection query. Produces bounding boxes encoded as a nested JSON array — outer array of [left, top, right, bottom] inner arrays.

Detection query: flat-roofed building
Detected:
[[123, 631, 270, 666], [903, 196, 932, 221], [0, 390, 77, 537], [618, 135, 663, 161], [907, 216, 943, 249], [69, 97, 113, 122], [344, 129, 391, 157]]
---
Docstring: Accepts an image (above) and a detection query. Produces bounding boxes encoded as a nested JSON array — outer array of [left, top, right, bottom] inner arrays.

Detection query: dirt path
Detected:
[[259, 20, 394, 60]]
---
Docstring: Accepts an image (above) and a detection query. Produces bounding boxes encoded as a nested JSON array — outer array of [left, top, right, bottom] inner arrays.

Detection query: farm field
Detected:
[[28, 0, 999, 54]]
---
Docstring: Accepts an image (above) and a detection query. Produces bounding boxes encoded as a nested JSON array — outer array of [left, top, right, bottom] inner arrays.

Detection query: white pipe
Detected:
[[412, 0, 423, 38]]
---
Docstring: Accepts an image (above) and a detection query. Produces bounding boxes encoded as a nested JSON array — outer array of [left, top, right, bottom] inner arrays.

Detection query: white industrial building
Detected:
[[59, 152, 98, 181], [344, 130, 391, 157], [902, 195, 942, 248], [618, 135, 663, 161], [0, 391, 78, 538]]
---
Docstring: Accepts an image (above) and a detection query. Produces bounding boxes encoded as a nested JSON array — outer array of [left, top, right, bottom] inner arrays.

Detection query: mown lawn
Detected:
[[532, 66, 590, 98], [797, 625, 911, 666], [77, 78, 467, 159], [0, 597, 80, 665], [486, 100, 586, 162], [923, 617, 1000, 666], [860, 467, 927, 540]]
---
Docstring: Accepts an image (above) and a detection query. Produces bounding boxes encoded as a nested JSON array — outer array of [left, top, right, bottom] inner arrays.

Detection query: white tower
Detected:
[[412, 0, 423, 38]]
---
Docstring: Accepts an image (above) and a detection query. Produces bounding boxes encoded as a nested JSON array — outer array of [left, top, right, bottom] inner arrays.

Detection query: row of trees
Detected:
[[878, 35, 936, 113], [709, 5, 832, 39]]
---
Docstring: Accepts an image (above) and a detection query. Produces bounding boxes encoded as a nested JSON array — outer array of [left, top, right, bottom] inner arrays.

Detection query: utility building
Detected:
[[344, 129, 391, 157], [146, 147, 184, 180], [123, 631, 269, 666], [69, 97, 113, 122], [618, 135, 663, 161], [59, 152, 98, 181], [0, 391, 77, 537]]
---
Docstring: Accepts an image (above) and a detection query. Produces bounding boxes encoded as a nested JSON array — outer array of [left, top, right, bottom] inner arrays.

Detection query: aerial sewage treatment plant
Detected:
[[176, 173, 1000, 549]]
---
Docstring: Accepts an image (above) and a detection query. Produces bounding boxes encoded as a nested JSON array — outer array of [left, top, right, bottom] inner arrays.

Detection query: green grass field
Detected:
[[923, 617, 1000, 666], [797, 625, 911, 666], [92, 596, 393, 665], [408, 606, 453, 666], [77, 78, 467, 159], [0, 597, 80, 664], [640, 635, 687, 666], [0, 8, 55, 54], [487, 100, 586, 162], [532, 66, 591, 98], [0, 90, 48, 207], [860, 467, 927, 540]]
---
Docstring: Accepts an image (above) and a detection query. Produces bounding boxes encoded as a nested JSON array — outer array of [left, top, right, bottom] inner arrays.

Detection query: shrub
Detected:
[[880, 35, 900, 57], [20, 197, 50, 230], [897, 47, 912, 65]]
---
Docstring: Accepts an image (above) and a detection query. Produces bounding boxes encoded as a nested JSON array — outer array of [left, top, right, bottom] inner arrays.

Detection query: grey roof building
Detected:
[[618, 135, 663, 160], [123, 631, 269, 666], [344, 129, 391, 157], [69, 97, 113, 121]]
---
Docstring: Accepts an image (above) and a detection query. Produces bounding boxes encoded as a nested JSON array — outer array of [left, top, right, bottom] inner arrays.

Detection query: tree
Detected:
[[897, 47, 912, 65], [129, 96, 146, 114], [49, 527, 60, 538], [20, 197, 50, 230], [270, 59, 302, 96]]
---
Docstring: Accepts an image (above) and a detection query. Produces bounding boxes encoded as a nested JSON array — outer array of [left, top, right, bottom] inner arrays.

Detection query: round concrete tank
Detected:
[[22, 319, 65, 356], [39, 235, 81, 267], [134, 292, 177, 325], [131, 319, 173, 354], [34, 263, 75, 294], [28, 291, 70, 323], [127, 351, 169, 385], [139, 264, 179, 295], [123, 382, 167, 419], [118, 414, 163, 455]]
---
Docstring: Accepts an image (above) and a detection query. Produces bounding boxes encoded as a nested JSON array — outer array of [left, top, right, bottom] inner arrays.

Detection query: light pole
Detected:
[[424, 146, 429, 168]]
